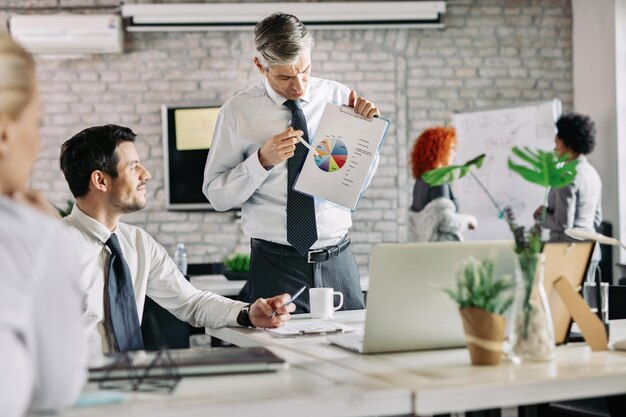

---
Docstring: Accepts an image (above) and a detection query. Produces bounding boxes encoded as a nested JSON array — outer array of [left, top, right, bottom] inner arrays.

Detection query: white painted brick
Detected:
[[52, 114, 82, 126], [70, 83, 106, 93], [23, 0, 573, 272]]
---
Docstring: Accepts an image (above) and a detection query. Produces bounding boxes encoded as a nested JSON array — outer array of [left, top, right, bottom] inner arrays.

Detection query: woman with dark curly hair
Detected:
[[408, 126, 477, 241], [535, 112, 602, 281]]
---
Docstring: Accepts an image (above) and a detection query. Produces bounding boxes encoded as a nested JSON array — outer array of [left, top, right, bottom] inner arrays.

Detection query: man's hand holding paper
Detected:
[[348, 90, 380, 119]]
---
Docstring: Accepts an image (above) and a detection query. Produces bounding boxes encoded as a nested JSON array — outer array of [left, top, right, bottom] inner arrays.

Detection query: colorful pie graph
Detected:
[[313, 137, 348, 172]]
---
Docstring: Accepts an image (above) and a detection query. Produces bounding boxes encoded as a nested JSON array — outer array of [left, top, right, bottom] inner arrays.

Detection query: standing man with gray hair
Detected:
[[203, 12, 380, 313]]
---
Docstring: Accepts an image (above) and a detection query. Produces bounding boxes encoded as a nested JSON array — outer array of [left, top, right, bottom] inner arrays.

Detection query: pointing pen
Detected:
[[272, 285, 306, 317], [288, 124, 320, 157], [297, 136, 321, 157]]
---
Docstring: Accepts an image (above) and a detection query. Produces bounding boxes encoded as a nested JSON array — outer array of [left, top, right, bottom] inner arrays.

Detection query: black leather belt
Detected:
[[251, 237, 351, 263]]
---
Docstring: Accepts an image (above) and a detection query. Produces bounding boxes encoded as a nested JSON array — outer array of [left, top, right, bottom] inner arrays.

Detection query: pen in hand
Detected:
[[271, 285, 306, 317], [288, 124, 320, 157], [297, 137, 321, 157]]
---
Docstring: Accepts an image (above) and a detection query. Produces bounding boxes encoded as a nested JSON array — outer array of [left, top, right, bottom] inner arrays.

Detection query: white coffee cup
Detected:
[[309, 288, 344, 319]]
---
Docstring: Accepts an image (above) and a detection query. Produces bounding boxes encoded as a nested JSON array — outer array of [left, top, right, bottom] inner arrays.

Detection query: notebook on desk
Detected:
[[88, 346, 287, 381], [328, 241, 517, 354]]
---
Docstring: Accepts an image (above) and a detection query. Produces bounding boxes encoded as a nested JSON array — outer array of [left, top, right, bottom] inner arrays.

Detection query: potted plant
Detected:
[[444, 257, 514, 365], [54, 199, 74, 217], [424, 147, 578, 362], [223, 253, 250, 281]]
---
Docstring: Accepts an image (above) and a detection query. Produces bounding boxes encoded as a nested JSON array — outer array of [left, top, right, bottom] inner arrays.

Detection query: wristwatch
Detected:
[[236, 304, 255, 328]]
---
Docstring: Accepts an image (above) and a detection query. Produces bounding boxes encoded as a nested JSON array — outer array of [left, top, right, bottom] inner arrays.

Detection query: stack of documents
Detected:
[[266, 321, 357, 337]]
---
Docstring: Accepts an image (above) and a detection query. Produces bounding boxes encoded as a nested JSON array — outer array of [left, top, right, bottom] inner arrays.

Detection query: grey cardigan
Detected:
[[543, 155, 602, 260]]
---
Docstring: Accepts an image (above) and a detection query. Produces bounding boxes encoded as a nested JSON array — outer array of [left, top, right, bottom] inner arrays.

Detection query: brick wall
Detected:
[[5, 0, 573, 274]]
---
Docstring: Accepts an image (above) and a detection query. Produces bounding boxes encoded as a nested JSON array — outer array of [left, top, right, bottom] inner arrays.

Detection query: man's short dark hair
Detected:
[[60, 124, 136, 198], [556, 113, 596, 155]]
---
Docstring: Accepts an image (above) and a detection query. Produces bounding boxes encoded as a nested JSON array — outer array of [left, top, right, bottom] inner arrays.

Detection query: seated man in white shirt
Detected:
[[59, 124, 294, 356]]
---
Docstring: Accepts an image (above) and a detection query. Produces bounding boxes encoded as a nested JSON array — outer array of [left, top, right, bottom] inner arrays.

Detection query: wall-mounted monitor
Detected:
[[162, 104, 220, 210]]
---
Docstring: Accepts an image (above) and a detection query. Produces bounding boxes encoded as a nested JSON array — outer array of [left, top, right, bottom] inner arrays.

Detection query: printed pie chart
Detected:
[[313, 137, 348, 172]]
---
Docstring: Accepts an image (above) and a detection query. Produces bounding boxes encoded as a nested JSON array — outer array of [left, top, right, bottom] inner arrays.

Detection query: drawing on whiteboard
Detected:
[[499, 113, 516, 125], [486, 137, 516, 150], [313, 136, 348, 173], [452, 99, 562, 240], [462, 173, 490, 194], [535, 122, 556, 138]]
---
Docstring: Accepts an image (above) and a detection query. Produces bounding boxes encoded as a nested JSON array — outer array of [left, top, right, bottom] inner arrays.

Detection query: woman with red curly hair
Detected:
[[408, 126, 476, 241]]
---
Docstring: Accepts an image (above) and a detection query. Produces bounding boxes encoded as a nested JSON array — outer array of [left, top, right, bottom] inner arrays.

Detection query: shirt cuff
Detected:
[[246, 149, 272, 178], [227, 300, 249, 327]]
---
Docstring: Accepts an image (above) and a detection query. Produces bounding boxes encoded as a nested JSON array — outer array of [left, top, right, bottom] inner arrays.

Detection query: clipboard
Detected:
[[293, 103, 390, 211]]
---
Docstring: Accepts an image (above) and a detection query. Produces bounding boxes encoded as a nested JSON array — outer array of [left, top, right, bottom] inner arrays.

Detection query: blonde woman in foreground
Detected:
[[0, 34, 86, 416]]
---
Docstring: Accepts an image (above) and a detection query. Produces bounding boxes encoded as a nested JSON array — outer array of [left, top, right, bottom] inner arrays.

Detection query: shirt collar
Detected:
[[264, 78, 311, 106], [69, 203, 117, 245]]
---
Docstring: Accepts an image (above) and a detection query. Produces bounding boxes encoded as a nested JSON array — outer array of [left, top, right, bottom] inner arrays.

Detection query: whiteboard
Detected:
[[452, 99, 562, 240]]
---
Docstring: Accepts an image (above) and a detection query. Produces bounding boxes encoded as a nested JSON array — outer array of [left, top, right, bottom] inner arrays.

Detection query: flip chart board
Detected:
[[452, 99, 562, 240]]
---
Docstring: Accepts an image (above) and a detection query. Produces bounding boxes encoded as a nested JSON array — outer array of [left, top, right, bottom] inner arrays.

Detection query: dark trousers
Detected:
[[239, 238, 365, 313]]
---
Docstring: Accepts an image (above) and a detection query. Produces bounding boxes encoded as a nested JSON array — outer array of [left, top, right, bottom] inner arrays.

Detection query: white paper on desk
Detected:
[[294, 103, 390, 211], [266, 321, 356, 337]]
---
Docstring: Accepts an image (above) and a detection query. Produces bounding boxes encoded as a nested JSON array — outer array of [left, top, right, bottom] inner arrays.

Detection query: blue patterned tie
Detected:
[[105, 233, 144, 352], [283, 99, 318, 255]]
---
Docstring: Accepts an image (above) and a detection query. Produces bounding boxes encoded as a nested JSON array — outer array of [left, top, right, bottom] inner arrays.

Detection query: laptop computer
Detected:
[[329, 241, 517, 354]]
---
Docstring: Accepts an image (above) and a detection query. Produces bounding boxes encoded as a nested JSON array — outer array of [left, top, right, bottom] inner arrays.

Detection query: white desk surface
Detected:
[[207, 312, 626, 416], [190, 274, 369, 297], [62, 311, 409, 417], [62, 364, 410, 417]]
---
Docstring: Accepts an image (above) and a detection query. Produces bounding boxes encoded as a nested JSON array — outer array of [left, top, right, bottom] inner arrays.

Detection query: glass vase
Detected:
[[509, 252, 555, 362]]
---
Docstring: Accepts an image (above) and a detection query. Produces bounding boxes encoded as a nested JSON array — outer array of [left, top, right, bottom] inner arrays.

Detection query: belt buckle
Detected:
[[307, 249, 325, 263]]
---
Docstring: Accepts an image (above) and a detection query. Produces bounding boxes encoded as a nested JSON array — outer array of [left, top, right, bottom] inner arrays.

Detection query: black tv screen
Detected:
[[162, 104, 220, 210]]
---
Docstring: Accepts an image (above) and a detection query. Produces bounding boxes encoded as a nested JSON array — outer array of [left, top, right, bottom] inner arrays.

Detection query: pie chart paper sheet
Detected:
[[294, 103, 389, 211]]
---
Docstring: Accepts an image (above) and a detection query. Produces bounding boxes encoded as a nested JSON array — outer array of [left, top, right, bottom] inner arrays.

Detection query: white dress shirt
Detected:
[[64, 204, 245, 356], [203, 77, 377, 248], [0, 196, 86, 416]]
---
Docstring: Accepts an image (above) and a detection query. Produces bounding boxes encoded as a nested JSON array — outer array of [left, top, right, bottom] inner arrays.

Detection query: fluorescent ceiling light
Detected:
[[122, 2, 446, 32]]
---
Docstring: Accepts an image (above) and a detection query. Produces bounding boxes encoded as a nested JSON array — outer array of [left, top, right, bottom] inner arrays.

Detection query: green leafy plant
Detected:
[[422, 154, 486, 186], [425, 146, 579, 342], [223, 253, 250, 273], [444, 257, 514, 315], [54, 199, 74, 217], [423, 146, 579, 255]]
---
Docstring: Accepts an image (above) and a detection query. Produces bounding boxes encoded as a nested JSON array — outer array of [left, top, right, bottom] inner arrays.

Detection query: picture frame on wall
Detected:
[[162, 103, 223, 211]]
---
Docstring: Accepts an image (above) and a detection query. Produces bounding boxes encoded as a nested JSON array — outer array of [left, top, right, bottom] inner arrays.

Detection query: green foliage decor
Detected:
[[54, 199, 75, 217], [423, 146, 579, 255], [444, 257, 514, 315], [224, 253, 250, 273], [425, 145, 579, 341], [507, 147, 578, 190], [422, 154, 485, 186]]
